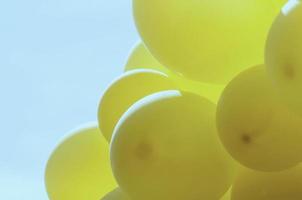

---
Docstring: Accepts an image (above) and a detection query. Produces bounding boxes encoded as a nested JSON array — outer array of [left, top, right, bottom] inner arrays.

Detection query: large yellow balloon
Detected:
[[217, 65, 302, 172], [45, 123, 116, 200], [98, 69, 177, 141], [266, 0, 302, 116], [133, 0, 286, 84], [125, 42, 225, 103], [102, 188, 130, 200], [111, 90, 236, 200], [232, 165, 302, 200]]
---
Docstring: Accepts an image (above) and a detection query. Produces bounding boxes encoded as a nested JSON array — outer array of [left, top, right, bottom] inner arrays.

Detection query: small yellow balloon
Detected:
[[98, 69, 177, 141], [232, 165, 302, 200], [124, 42, 225, 103], [45, 123, 116, 200], [125, 42, 169, 74], [101, 188, 130, 200]]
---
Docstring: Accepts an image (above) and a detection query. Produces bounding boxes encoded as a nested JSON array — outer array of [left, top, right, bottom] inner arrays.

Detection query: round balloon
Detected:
[[217, 65, 302, 171], [45, 123, 116, 200], [98, 69, 177, 141], [111, 90, 236, 200], [125, 42, 169, 74], [133, 0, 286, 83]]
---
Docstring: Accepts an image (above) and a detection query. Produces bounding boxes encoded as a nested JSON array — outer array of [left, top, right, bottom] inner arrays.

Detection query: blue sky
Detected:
[[0, 0, 138, 199]]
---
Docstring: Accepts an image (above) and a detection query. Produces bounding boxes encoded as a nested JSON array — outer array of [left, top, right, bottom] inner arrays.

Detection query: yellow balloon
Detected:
[[45, 123, 116, 200], [125, 42, 169, 74], [111, 90, 236, 200], [133, 0, 286, 84], [101, 188, 130, 200], [125, 42, 225, 103], [232, 165, 302, 200], [266, 0, 302, 116], [98, 69, 177, 141], [217, 65, 302, 171]]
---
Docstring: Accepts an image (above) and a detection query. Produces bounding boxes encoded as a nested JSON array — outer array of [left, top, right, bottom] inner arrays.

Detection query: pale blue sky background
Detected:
[[0, 0, 138, 199]]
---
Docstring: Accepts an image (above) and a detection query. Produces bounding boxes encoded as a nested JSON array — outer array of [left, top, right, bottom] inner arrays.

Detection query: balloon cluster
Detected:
[[45, 1, 302, 199]]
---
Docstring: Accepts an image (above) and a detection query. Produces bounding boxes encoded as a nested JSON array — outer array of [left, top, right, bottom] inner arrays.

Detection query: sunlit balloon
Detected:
[[98, 69, 177, 141], [111, 90, 236, 200], [133, 0, 286, 83], [45, 123, 116, 200]]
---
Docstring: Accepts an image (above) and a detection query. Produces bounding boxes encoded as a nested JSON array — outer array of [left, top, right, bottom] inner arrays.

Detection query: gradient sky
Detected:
[[0, 0, 138, 199]]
